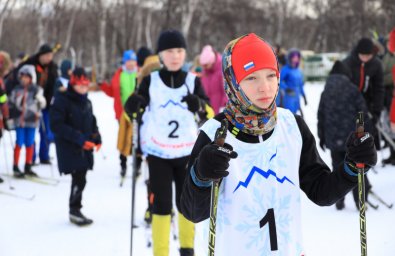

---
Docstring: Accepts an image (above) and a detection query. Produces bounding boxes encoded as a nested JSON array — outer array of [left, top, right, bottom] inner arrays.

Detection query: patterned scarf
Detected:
[[222, 36, 278, 136]]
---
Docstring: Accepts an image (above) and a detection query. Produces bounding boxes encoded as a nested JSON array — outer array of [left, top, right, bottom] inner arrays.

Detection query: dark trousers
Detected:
[[147, 154, 189, 215], [331, 150, 371, 207], [38, 109, 54, 161], [120, 154, 127, 169], [69, 170, 88, 211]]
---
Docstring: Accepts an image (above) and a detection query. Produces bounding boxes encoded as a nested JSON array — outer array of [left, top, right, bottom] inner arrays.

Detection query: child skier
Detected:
[[9, 65, 46, 177], [50, 67, 101, 226], [124, 29, 209, 256], [180, 33, 377, 255]]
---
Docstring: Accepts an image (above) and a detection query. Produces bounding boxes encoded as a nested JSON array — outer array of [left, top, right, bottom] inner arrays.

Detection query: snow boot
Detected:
[[13, 165, 24, 178], [179, 248, 194, 256], [24, 164, 38, 177], [152, 214, 171, 256], [120, 167, 127, 177], [40, 159, 52, 165], [0, 176, 3, 183], [69, 209, 93, 226]]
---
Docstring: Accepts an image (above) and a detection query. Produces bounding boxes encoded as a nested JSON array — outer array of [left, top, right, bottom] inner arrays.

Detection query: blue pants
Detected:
[[33, 109, 54, 162], [16, 127, 36, 147]]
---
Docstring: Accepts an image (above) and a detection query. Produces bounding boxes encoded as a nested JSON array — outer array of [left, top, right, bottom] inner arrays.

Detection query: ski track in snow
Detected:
[[1, 82, 394, 256]]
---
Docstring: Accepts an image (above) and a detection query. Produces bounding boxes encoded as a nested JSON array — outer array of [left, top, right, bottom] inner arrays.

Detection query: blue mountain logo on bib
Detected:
[[159, 99, 187, 110], [233, 151, 294, 193]]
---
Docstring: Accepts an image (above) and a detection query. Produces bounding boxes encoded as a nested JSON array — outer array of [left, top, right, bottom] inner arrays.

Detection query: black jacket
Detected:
[[317, 74, 370, 151], [180, 113, 358, 223], [343, 50, 384, 118], [6, 54, 58, 110], [50, 87, 101, 174]]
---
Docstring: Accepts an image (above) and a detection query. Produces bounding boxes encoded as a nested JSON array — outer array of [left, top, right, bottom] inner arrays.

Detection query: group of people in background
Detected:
[[0, 26, 394, 256]]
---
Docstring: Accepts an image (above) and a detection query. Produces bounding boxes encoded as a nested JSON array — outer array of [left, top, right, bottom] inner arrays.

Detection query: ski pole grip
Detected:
[[355, 112, 365, 169], [214, 119, 228, 147]]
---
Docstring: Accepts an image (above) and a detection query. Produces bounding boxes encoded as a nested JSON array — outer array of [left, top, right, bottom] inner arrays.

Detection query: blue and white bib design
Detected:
[[140, 71, 198, 159], [195, 108, 305, 256]]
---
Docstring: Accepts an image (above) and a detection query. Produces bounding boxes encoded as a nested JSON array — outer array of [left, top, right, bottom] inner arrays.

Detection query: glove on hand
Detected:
[[345, 132, 377, 174], [181, 94, 200, 113], [83, 141, 96, 150], [195, 143, 238, 181], [124, 94, 147, 119]]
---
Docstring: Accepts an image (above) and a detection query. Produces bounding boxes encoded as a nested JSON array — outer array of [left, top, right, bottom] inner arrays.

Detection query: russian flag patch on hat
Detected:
[[243, 61, 255, 71]]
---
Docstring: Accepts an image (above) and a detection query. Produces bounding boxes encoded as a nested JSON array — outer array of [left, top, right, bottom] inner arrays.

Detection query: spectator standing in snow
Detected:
[[8, 65, 46, 177], [50, 67, 101, 226], [343, 37, 384, 150], [199, 45, 227, 114], [7, 44, 58, 165], [54, 59, 73, 91], [317, 61, 371, 210], [276, 48, 307, 116], [100, 50, 138, 178]]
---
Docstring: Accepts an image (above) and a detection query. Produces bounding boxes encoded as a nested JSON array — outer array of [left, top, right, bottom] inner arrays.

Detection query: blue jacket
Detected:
[[276, 64, 305, 113], [50, 86, 101, 174]]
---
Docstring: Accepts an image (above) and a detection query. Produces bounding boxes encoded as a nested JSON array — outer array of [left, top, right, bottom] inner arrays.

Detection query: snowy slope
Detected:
[[1, 82, 394, 256]]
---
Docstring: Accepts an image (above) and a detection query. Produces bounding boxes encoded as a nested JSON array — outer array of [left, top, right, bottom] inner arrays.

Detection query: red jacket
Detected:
[[101, 68, 123, 120]]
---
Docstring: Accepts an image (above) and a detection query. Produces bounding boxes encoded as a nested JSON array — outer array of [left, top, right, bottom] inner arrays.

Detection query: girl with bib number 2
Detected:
[[124, 30, 209, 256], [180, 33, 377, 255]]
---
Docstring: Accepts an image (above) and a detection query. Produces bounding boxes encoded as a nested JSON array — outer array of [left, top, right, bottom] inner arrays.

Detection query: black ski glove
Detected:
[[124, 93, 147, 119], [181, 94, 200, 113], [345, 132, 377, 174], [195, 143, 238, 181]]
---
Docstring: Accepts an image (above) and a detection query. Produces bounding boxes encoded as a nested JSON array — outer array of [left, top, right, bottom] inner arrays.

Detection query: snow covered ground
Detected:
[[1, 82, 394, 256]]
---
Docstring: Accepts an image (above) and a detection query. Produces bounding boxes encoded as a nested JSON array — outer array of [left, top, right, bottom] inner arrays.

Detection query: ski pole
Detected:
[[355, 112, 367, 256], [208, 119, 228, 256], [369, 190, 393, 209], [130, 103, 140, 256], [2, 132, 15, 190]]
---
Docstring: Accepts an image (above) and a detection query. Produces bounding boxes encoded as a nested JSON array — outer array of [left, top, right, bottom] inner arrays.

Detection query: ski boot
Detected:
[[24, 164, 38, 177], [13, 165, 24, 178], [40, 159, 52, 165], [120, 166, 127, 178], [69, 209, 93, 226], [0, 176, 3, 183], [180, 248, 194, 256]]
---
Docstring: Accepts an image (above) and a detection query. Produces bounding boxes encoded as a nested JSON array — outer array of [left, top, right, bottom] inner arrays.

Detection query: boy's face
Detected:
[[239, 69, 278, 109], [358, 53, 373, 63], [124, 60, 137, 71], [20, 74, 32, 86], [160, 48, 186, 71], [73, 85, 89, 95], [39, 52, 54, 66]]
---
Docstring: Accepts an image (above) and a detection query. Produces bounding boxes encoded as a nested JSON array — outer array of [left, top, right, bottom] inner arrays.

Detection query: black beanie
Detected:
[[356, 38, 374, 54], [137, 46, 152, 67], [38, 44, 53, 55], [330, 60, 351, 78], [156, 30, 187, 53]]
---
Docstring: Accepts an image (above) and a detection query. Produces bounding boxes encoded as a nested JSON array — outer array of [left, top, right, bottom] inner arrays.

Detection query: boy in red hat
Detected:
[[180, 33, 377, 255], [50, 67, 101, 226]]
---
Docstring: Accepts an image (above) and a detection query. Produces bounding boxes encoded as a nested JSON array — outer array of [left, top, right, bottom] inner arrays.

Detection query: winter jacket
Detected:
[[50, 86, 101, 174], [101, 68, 137, 120], [200, 53, 227, 114], [382, 51, 395, 87], [54, 60, 72, 91], [343, 49, 384, 118], [6, 54, 58, 111], [317, 74, 370, 151], [8, 65, 46, 128], [277, 64, 305, 113]]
